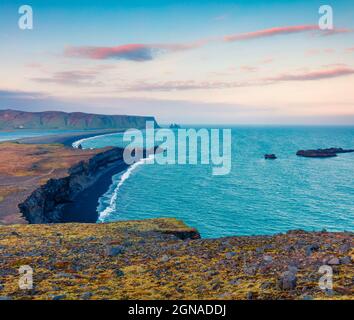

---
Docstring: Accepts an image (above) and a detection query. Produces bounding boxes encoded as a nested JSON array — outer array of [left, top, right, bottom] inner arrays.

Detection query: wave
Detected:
[[72, 132, 124, 149], [97, 154, 155, 222]]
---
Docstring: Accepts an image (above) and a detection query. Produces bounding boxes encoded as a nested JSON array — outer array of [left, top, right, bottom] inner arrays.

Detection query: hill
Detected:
[[0, 109, 157, 130]]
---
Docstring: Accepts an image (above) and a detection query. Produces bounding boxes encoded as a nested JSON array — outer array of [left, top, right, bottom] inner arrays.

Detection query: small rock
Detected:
[[10, 231, 20, 237], [260, 282, 272, 290], [246, 292, 254, 300], [306, 244, 320, 256], [51, 294, 66, 300], [263, 255, 273, 263], [229, 278, 241, 286], [161, 255, 170, 263], [55, 272, 75, 279], [212, 283, 221, 291], [114, 269, 124, 277], [277, 271, 297, 290], [302, 295, 314, 300], [225, 252, 236, 259], [105, 245, 125, 257], [207, 270, 219, 277], [327, 257, 340, 265], [339, 256, 351, 265], [0, 284, 4, 291], [339, 243, 351, 253], [288, 266, 298, 274], [81, 292, 93, 300]]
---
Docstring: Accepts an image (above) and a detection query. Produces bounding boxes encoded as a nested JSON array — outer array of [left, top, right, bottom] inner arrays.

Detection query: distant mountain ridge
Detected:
[[0, 109, 158, 130]]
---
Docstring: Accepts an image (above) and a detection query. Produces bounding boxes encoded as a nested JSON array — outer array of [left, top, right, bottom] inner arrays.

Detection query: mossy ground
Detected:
[[0, 218, 352, 300]]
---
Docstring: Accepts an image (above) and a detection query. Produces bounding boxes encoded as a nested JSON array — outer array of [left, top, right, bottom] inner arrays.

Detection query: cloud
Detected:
[[224, 25, 321, 42], [267, 67, 354, 82], [121, 66, 354, 92], [320, 28, 353, 36], [64, 24, 352, 62], [32, 70, 103, 87], [64, 41, 205, 62], [122, 80, 267, 92]]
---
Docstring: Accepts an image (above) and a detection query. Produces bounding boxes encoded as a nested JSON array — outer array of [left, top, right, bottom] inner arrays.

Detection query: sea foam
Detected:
[[98, 154, 155, 222]]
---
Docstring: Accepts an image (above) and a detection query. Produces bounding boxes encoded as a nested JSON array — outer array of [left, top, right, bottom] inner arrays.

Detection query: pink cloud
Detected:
[[267, 67, 354, 82], [64, 25, 352, 62], [64, 41, 206, 61], [224, 25, 320, 42]]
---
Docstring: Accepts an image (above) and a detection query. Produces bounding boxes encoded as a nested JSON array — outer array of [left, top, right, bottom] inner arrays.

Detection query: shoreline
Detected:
[[0, 130, 130, 224], [15, 128, 124, 147], [61, 160, 129, 223]]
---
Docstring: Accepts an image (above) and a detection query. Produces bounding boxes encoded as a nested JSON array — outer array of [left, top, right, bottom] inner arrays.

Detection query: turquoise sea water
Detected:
[[78, 126, 354, 238], [0, 129, 85, 142], [3, 127, 352, 238]]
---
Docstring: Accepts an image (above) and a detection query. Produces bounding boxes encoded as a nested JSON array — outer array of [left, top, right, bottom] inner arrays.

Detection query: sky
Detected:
[[0, 0, 353, 124]]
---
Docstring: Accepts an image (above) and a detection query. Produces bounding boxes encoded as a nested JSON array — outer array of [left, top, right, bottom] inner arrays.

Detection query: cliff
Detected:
[[0, 109, 157, 130], [19, 147, 126, 223], [0, 142, 121, 224]]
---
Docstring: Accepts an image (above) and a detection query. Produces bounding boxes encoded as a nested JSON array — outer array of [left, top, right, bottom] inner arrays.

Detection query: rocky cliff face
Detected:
[[19, 147, 125, 223], [0, 109, 157, 130]]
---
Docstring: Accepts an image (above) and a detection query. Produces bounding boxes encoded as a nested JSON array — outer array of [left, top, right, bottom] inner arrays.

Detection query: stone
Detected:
[[277, 271, 297, 290], [339, 243, 351, 253], [260, 282, 273, 290], [105, 245, 125, 257], [229, 278, 241, 286], [246, 292, 254, 300], [225, 252, 236, 259], [306, 244, 320, 256], [339, 256, 351, 265], [81, 292, 93, 300], [51, 294, 66, 300], [160, 255, 170, 263], [263, 255, 273, 263], [114, 269, 125, 277], [288, 266, 298, 274], [327, 257, 340, 265]]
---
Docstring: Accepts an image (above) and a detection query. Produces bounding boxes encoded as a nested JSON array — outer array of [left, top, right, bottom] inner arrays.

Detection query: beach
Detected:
[[0, 130, 128, 224]]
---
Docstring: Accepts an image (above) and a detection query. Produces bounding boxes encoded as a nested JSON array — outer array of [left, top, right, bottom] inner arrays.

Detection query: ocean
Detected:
[[75, 126, 354, 238]]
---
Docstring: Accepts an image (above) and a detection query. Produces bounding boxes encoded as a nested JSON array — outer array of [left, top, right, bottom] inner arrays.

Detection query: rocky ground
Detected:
[[0, 218, 352, 300]]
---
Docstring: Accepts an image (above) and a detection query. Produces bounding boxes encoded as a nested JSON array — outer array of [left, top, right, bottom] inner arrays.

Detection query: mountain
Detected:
[[0, 109, 158, 130]]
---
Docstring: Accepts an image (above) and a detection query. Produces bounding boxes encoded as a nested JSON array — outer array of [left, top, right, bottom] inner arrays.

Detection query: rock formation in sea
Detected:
[[296, 147, 354, 158], [264, 154, 277, 160]]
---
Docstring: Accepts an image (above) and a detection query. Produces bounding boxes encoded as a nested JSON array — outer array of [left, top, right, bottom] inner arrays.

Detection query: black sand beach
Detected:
[[61, 160, 129, 223]]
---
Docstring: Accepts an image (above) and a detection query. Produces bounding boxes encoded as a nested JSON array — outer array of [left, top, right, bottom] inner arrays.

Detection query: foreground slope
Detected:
[[0, 218, 352, 300]]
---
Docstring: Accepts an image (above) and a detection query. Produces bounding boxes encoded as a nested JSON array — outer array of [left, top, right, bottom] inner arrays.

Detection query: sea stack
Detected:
[[264, 154, 277, 160]]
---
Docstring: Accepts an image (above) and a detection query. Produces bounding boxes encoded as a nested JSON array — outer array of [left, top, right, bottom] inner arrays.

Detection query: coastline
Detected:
[[0, 130, 130, 224], [15, 128, 124, 147]]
